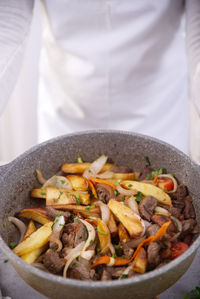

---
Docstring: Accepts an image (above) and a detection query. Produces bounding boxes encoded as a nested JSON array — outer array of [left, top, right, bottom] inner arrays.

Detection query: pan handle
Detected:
[[0, 163, 10, 178]]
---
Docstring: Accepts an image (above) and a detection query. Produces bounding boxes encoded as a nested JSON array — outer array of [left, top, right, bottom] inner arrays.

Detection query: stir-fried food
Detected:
[[9, 155, 199, 281]]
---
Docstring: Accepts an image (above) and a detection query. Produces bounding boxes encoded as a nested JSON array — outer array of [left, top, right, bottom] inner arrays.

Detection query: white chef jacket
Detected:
[[38, 0, 189, 153]]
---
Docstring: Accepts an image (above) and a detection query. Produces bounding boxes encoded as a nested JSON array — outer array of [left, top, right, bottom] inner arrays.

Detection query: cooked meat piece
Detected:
[[46, 206, 70, 221], [172, 200, 185, 210], [70, 259, 95, 280], [147, 242, 161, 267], [146, 224, 160, 237], [151, 214, 177, 234], [193, 224, 200, 234], [43, 249, 65, 274], [139, 196, 157, 221], [181, 219, 197, 236], [183, 234, 193, 246], [74, 222, 88, 246], [170, 207, 182, 218], [170, 192, 177, 201], [62, 223, 77, 247], [122, 244, 134, 259], [183, 196, 196, 219], [177, 184, 187, 201], [101, 269, 112, 281], [96, 183, 115, 203], [107, 266, 127, 278], [110, 166, 133, 173], [139, 167, 154, 180]]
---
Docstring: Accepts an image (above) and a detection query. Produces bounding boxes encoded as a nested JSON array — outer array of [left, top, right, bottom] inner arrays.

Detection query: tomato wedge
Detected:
[[170, 242, 189, 260], [157, 178, 174, 191]]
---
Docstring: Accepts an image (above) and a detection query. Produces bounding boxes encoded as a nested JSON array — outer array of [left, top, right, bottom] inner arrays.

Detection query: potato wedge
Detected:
[[17, 208, 51, 225], [31, 188, 46, 199], [21, 245, 47, 264], [61, 163, 114, 174], [121, 181, 171, 206], [22, 220, 37, 241], [108, 199, 144, 238], [13, 221, 53, 256], [67, 175, 88, 191], [132, 247, 147, 274], [45, 187, 76, 205], [108, 213, 118, 236], [118, 223, 130, 244], [97, 219, 110, 253], [112, 173, 136, 181], [49, 204, 100, 218]]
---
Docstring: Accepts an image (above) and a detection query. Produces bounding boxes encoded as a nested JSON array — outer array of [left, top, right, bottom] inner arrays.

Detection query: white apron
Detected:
[[38, 0, 188, 153]]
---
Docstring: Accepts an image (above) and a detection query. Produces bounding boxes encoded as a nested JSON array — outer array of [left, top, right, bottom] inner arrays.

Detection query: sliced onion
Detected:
[[79, 219, 96, 253], [125, 196, 139, 215], [171, 216, 182, 232], [43, 175, 72, 190], [80, 250, 95, 260], [158, 174, 178, 193], [143, 220, 151, 228], [95, 201, 110, 224], [126, 236, 146, 248], [108, 243, 115, 255], [8, 216, 26, 243], [96, 171, 113, 179], [36, 169, 46, 185], [107, 257, 115, 266], [116, 185, 137, 196], [98, 220, 115, 255], [154, 206, 170, 216], [119, 265, 132, 278], [49, 236, 63, 252], [49, 215, 65, 252], [63, 241, 85, 277], [83, 155, 108, 179]]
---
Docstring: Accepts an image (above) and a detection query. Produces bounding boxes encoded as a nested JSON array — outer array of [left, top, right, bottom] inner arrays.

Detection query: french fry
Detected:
[[17, 208, 51, 225], [13, 221, 53, 256], [22, 220, 37, 241], [132, 247, 147, 274], [108, 199, 144, 238], [121, 181, 172, 206], [97, 219, 110, 253], [61, 163, 114, 174], [67, 175, 88, 191], [118, 223, 130, 244], [108, 213, 118, 236], [49, 204, 100, 218], [21, 245, 47, 264], [112, 173, 136, 181], [31, 188, 46, 199]]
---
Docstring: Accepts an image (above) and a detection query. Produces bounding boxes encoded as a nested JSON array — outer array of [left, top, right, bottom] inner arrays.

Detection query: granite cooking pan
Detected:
[[0, 130, 200, 299]]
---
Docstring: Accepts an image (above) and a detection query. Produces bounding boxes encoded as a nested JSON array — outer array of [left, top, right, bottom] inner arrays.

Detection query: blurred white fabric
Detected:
[[0, 0, 200, 163]]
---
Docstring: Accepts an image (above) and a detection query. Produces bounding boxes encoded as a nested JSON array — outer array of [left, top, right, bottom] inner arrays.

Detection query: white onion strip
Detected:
[[83, 155, 108, 179], [158, 174, 178, 193], [81, 250, 95, 260], [43, 175, 72, 190], [79, 219, 96, 254], [96, 171, 113, 179], [116, 185, 137, 196], [119, 265, 132, 279], [154, 206, 170, 216], [8, 216, 26, 243], [49, 215, 65, 252], [170, 216, 182, 242], [125, 196, 139, 215], [63, 241, 85, 277], [36, 169, 46, 185], [95, 201, 110, 224]]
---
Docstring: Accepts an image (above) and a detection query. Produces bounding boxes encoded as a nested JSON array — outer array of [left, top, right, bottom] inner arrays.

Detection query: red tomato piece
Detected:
[[158, 178, 174, 191], [170, 242, 189, 260]]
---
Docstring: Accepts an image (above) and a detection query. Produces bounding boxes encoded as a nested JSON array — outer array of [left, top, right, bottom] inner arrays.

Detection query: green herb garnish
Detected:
[[97, 225, 107, 235], [135, 191, 143, 204], [90, 240, 94, 245], [114, 189, 120, 197], [76, 256, 80, 261], [77, 157, 83, 163], [59, 223, 64, 226], [120, 196, 125, 201], [4, 259, 8, 263], [63, 157, 66, 162], [85, 205, 95, 211], [114, 242, 122, 250], [88, 170, 93, 174], [120, 274, 128, 280], [74, 217, 80, 224], [3, 223, 6, 228], [145, 156, 151, 167], [112, 254, 117, 258], [56, 212, 63, 217], [57, 191, 63, 201], [96, 247, 101, 253], [41, 188, 46, 196], [72, 262, 77, 267], [75, 193, 81, 205], [128, 184, 133, 188], [9, 241, 17, 249], [61, 180, 65, 184]]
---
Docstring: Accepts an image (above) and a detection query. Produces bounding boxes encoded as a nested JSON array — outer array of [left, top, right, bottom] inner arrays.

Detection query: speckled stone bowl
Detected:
[[0, 130, 200, 299]]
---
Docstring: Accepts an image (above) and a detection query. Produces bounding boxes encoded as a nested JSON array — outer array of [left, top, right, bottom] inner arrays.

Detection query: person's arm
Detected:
[[0, 0, 34, 115], [185, 0, 200, 163]]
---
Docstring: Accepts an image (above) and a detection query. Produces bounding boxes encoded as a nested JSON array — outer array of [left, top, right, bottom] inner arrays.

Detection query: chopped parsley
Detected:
[[128, 184, 133, 188], [9, 241, 17, 249], [3, 223, 6, 228], [112, 254, 117, 258], [90, 239, 94, 245], [77, 157, 83, 163], [120, 274, 128, 280], [135, 191, 143, 204], [74, 217, 80, 224], [75, 193, 81, 205], [96, 247, 101, 253], [114, 189, 120, 197], [59, 223, 64, 226], [4, 259, 8, 263], [41, 188, 46, 196], [85, 205, 95, 211], [81, 227, 88, 240], [114, 242, 122, 250], [57, 191, 63, 201], [145, 156, 151, 167], [76, 256, 80, 261], [120, 196, 125, 201], [146, 168, 166, 180], [182, 286, 200, 299], [51, 223, 54, 231], [88, 169, 93, 174], [97, 225, 107, 235], [56, 212, 63, 217], [72, 262, 77, 267], [61, 180, 65, 184], [63, 157, 66, 162]]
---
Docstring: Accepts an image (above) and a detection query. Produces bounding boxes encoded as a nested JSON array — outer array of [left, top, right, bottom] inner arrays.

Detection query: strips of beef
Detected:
[[139, 196, 157, 221]]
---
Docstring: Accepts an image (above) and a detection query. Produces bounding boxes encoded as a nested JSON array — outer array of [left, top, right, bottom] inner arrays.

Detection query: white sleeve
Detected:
[[0, 0, 34, 115], [186, 0, 200, 162]]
